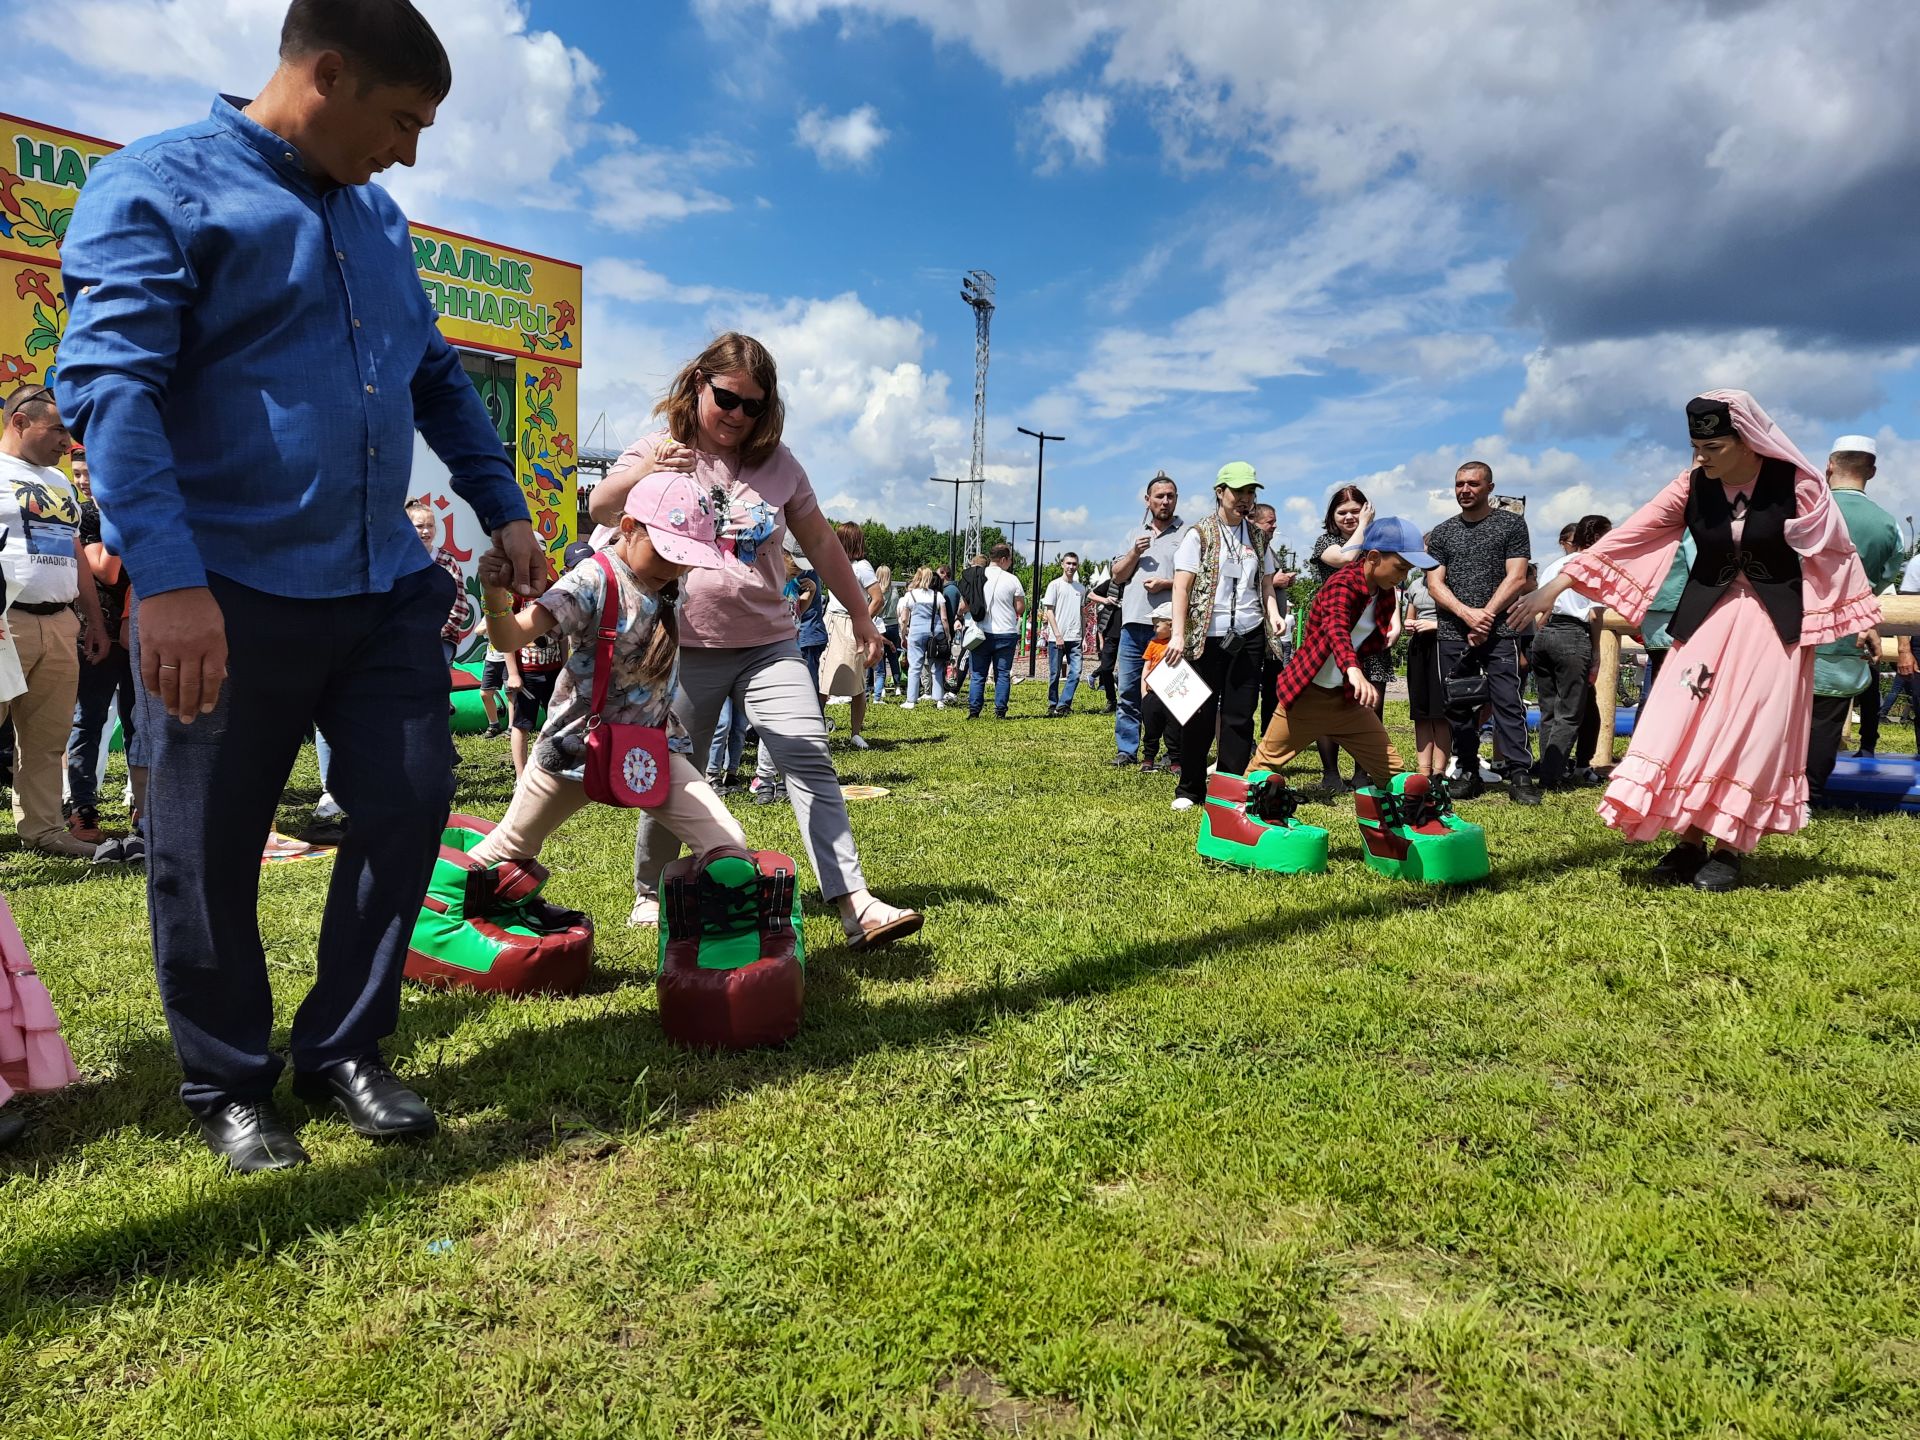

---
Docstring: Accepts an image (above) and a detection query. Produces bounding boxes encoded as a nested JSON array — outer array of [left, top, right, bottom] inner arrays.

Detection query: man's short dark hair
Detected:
[[281, 0, 453, 102], [1456, 460, 1493, 485], [1061, 551, 1078, 564], [1830, 450, 1877, 479], [2, 384, 57, 426], [989, 542, 1012, 563]]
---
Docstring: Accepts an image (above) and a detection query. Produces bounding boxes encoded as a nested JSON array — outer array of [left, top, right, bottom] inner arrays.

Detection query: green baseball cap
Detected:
[[1215, 461, 1260, 490]]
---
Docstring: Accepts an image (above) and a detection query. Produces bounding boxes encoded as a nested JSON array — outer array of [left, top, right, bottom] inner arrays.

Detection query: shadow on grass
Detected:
[[0, 840, 1627, 1316]]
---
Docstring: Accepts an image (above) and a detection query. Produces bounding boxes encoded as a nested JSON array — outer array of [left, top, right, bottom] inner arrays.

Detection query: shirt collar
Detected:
[[211, 95, 328, 192]]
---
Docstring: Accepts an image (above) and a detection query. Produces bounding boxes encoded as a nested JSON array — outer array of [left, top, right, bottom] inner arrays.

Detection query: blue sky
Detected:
[[12, 0, 1920, 567]]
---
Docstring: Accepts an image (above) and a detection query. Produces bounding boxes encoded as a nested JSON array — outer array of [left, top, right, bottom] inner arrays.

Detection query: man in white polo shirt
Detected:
[[0, 385, 110, 857], [967, 542, 1026, 719]]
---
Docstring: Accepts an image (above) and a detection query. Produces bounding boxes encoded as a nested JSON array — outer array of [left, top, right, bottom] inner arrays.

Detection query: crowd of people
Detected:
[[0, 1, 1912, 1168]]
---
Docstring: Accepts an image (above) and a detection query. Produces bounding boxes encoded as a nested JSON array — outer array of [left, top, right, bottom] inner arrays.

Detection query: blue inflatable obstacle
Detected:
[[1819, 754, 1920, 814], [1526, 706, 1637, 736]]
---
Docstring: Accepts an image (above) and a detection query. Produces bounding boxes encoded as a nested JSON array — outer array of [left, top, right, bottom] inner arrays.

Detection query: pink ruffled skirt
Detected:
[[0, 892, 78, 1108], [1599, 579, 1811, 853]]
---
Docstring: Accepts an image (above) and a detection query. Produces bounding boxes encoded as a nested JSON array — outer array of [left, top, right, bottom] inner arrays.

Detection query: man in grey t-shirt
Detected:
[[1107, 471, 1182, 765], [1425, 461, 1540, 804]]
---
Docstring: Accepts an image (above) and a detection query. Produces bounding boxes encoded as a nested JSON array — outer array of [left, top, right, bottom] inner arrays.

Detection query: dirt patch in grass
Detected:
[[1338, 1372, 1468, 1438], [1330, 1249, 1448, 1339], [937, 1367, 1079, 1433]]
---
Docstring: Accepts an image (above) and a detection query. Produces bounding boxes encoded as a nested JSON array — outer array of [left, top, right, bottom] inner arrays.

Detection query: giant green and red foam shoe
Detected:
[[1197, 770, 1331, 874], [404, 814, 595, 995], [1354, 774, 1489, 884], [657, 846, 805, 1050]]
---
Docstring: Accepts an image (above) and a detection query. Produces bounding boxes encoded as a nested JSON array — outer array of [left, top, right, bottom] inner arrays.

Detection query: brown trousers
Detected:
[[0, 608, 80, 846], [1250, 682, 1404, 782]]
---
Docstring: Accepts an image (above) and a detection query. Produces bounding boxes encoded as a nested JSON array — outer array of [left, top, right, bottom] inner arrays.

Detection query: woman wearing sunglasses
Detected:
[[587, 332, 923, 950]]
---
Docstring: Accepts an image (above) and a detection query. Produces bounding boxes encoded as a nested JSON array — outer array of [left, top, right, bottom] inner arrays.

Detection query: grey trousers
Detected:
[[634, 639, 865, 903], [1531, 619, 1592, 786]]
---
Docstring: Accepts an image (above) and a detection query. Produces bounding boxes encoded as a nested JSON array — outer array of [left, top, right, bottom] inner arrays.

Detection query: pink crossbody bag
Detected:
[[580, 553, 671, 808]]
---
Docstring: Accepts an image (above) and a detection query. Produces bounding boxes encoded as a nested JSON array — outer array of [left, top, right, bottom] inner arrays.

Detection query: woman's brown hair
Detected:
[[835, 521, 867, 561], [1322, 484, 1368, 534], [653, 332, 785, 467]]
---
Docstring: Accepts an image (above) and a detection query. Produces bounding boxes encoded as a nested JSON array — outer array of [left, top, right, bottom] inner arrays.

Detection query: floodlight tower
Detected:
[[960, 269, 995, 563]]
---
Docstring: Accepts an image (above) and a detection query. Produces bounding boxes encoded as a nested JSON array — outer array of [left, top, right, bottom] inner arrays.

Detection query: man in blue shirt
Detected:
[[57, 0, 547, 1173]]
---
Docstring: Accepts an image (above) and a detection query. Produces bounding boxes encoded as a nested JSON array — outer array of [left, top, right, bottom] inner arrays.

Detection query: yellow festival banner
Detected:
[[0, 112, 582, 637]]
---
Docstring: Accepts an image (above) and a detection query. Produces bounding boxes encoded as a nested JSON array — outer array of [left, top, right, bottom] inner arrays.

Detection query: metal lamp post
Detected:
[[1016, 427, 1065, 676], [928, 476, 968, 575]]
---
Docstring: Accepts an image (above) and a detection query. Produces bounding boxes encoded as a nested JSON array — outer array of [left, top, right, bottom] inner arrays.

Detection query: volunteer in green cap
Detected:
[[1165, 462, 1289, 812]]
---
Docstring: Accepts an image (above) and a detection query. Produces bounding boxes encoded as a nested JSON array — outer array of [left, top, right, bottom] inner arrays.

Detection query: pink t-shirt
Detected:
[[599, 432, 821, 650]]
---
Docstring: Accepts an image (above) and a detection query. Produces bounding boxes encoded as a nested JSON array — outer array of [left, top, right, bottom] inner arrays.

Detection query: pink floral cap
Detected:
[[623, 471, 734, 569]]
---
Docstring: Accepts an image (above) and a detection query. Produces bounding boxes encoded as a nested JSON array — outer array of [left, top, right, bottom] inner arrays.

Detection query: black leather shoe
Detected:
[[1692, 850, 1742, 893], [1648, 842, 1708, 884], [0, 1110, 28, 1150], [1507, 776, 1544, 807], [293, 1056, 438, 1140], [1450, 771, 1485, 801], [196, 1099, 310, 1173]]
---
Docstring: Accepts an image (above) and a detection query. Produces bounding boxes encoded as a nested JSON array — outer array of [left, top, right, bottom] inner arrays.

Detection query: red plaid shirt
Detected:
[[1273, 563, 1396, 706]]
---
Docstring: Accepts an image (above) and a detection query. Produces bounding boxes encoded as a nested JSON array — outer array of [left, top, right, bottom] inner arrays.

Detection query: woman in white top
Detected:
[[1527, 513, 1613, 788], [818, 522, 883, 749], [897, 566, 949, 708]]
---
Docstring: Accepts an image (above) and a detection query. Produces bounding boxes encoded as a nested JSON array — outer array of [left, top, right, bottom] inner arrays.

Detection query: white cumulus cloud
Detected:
[[1032, 89, 1112, 173], [794, 104, 891, 168]]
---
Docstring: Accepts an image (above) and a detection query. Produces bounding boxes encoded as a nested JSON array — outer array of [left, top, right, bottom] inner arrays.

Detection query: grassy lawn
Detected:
[[4, 691, 1919, 1438]]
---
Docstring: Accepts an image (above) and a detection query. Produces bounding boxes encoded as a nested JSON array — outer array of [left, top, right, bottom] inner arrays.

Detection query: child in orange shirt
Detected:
[[1139, 603, 1182, 774]]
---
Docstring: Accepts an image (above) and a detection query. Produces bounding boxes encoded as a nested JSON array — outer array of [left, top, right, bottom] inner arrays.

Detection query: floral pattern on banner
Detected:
[[0, 166, 73, 249], [516, 357, 577, 563]]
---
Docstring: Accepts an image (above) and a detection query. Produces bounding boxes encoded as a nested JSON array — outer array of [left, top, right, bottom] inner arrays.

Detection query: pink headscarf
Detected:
[[1699, 388, 1821, 487]]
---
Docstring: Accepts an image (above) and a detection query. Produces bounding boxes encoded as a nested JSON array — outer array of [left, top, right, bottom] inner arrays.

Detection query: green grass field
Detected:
[[4, 693, 1919, 1438]]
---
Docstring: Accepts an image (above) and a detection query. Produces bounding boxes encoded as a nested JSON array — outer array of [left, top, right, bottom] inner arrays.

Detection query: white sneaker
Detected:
[[850, 734, 870, 750], [1171, 796, 1194, 812], [898, 701, 916, 710], [313, 793, 345, 822], [935, 699, 948, 709], [628, 897, 659, 927]]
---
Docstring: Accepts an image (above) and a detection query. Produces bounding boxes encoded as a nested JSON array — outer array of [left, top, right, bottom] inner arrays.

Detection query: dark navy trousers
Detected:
[[133, 565, 456, 1114]]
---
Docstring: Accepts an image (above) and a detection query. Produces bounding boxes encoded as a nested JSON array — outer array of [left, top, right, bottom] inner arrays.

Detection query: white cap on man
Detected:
[[1830, 434, 1877, 457]]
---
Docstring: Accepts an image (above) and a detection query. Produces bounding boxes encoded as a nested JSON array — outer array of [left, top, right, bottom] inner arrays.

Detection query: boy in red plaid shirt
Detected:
[[1249, 517, 1434, 794]]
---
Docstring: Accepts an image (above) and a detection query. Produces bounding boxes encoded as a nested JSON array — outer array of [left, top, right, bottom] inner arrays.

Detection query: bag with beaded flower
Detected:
[[581, 553, 671, 807]]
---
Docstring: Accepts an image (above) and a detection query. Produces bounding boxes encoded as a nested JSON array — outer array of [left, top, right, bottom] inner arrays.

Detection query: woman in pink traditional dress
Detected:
[[1509, 390, 1880, 892], [0, 892, 79, 1147]]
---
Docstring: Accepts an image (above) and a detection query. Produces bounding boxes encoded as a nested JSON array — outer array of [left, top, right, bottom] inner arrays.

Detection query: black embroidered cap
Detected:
[[1686, 396, 1737, 441]]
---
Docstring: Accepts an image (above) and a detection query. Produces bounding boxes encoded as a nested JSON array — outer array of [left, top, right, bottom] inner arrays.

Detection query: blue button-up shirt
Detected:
[[56, 97, 527, 600]]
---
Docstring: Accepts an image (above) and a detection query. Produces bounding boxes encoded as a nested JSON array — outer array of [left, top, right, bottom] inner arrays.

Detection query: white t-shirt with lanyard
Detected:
[[1173, 521, 1277, 638]]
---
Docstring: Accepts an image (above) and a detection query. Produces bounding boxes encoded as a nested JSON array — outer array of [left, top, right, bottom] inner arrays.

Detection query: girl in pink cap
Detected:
[[1509, 390, 1880, 891], [465, 471, 749, 870]]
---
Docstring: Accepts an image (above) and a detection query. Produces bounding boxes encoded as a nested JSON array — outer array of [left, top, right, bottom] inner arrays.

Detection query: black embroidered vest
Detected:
[[1669, 456, 1802, 646]]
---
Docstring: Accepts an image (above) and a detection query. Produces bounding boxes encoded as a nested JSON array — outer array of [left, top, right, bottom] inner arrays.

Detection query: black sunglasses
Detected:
[[706, 379, 767, 421]]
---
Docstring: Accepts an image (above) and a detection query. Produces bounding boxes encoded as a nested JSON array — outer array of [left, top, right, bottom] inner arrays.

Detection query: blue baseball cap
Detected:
[[1355, 516, 1436, 569]]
